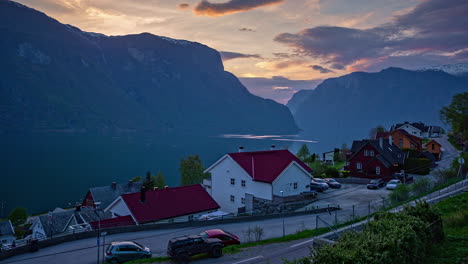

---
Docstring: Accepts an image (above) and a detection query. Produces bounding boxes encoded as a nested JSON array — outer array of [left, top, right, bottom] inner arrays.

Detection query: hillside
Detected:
[[0, 0, 298, 134]]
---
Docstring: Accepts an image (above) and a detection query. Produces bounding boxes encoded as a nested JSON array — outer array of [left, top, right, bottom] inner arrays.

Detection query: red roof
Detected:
[[90, 215, 135, 229], [228, 149, 312, 183], [121, 184, 219, 223]]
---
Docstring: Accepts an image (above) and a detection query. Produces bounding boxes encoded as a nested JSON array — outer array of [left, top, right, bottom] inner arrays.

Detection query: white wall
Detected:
[[106, 198, 131, 218], [208, 156, 272, 213], [31, 220, 46, 239], [272, 163, 312, 197], [400, 125, 421, 137]]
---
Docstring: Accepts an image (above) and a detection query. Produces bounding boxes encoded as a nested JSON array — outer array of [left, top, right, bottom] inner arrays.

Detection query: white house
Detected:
[[104, 184, 219, 224], [322, 151, 335, 165], [0, 220, 15, 245], [204, 149, 313, 213]]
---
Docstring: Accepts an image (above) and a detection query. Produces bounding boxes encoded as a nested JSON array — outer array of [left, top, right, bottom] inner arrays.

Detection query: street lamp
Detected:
[[280, 191, 285, 237]]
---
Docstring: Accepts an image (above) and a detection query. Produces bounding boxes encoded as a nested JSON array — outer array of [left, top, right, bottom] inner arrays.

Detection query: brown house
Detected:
[[377, 129, 423, 152], [424, 139, 442, 160]]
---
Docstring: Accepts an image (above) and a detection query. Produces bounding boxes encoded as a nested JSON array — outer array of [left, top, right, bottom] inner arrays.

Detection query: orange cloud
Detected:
[[193, 0, 284, 17]]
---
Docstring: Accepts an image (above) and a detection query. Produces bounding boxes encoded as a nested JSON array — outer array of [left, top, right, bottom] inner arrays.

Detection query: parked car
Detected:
[[324, 178, 341, 188], [200, 229, 240, 246], [386, 179, 402, 190], [309, 182, 327, 192], [392, 172, 413, 183], [105, 241, 151, 263], [301, 190, 318, 199], [167, 235, 224, 262], [312, 178, 329, 190], [367, 179, 386, 189]]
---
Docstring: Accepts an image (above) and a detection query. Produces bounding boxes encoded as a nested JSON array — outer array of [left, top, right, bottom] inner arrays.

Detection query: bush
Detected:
[[433, 168, 458, 185], [389, 184, 411, 204], [324, 167, 339, 178], [406, 158, 432, 175], [8, 207, 28, 226], [411, 178, 432, 196], [339, 170, 350, 177]]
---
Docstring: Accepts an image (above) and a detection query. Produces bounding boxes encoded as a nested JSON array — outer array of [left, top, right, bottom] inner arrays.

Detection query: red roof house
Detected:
[[104, 184, 219, 224], [204, 148, 314, 213]]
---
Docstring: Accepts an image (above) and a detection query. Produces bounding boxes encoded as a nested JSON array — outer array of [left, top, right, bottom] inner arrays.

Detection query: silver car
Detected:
[[105, 241, 151, 263], [386, 179, 401, 190]]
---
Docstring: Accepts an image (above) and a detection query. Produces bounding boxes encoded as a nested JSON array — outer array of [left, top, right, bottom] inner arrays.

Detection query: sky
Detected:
[[16, 0, 468, 104]]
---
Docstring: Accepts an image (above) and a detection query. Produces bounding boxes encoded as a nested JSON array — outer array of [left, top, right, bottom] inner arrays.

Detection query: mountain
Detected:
[[287, 67, 468, 148], [0, 0, 297, 134], [417, 63, 468, 77]]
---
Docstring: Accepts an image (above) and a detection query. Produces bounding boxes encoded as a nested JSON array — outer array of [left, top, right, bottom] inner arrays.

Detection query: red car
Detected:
[[200, 229, 240, 246]]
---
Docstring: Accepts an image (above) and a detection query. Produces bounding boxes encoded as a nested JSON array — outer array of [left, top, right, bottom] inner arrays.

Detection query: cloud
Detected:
[[310, 65, 334, 73], [274, 0, 468, 71], [219, 51, 262, 61], [239, 27, 255, 32], [193, 0, 284, 16], [178, 3, 190, 10], [239, 76, 322, 104]]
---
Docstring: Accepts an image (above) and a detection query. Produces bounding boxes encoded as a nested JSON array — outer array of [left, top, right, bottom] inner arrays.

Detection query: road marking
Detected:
[[232, 256, 263, 264], [290, 238, 314, 248]]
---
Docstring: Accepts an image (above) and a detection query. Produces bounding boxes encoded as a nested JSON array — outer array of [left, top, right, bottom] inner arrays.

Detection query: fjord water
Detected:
[[0, 132, 317, 216]]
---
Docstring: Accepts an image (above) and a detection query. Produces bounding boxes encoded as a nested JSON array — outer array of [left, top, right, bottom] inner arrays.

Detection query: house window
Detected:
[[241, 180, 246, 187], [376, 167, 381, 175], [188, 215, 194, 222], [357, 162, 362, 169], [432, 144, 435, 150], [364, 150, 368, 156], [241, 198, 245, 204], [399, 139, 403, 147], [230, 195, 235, 202], [369, 150, 374, 156], [230, 178, 235, 185], [294, 182, 298, 189], [410, 143, 414, 148]]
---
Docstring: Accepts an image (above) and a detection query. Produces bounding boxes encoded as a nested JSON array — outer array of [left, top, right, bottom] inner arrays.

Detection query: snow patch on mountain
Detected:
[[418, 63, 468, 76]]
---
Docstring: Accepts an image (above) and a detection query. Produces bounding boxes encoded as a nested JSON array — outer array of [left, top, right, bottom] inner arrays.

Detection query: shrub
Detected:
[[433, 168, 458, 185], [339, 170, 350, 177], [389, 183, 410, 204], [324, 167, 339, 178], [411, 178, 432, 196], [8, 207, 28, 226]]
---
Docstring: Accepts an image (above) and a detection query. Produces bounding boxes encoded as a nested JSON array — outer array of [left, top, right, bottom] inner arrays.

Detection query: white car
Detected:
[[312, 178, 329, 190], [386, 179, 401, 190]]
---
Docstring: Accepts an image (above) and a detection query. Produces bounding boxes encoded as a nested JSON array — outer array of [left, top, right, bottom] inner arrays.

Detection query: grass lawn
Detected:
[[424, 192, 468, 264]]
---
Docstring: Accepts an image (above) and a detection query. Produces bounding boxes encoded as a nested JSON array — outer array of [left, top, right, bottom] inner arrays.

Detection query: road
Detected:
[[1, 184, 388, 264]]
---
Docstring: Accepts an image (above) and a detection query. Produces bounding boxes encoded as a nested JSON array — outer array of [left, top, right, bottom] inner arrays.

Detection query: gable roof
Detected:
[[88, 181, 143, 209], [227, 150, 313, 183], [121, 184, 219, 224], [392, 129, 423, 145], [38, 207, 108, 237], [349, 139, 406, 168], [0, 220, 14, 237]]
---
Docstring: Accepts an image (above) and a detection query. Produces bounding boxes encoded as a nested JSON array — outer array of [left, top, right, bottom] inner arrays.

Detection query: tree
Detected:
[[143, 171, 156, 190], [131, 176, 142, 182], [8, 207, 27, 226], [369, 125, 386, 139], [155, 171, 166, 189], [440, 92, 468, 144], [180, 155, 211, 185], [297, 144, 310, 161]]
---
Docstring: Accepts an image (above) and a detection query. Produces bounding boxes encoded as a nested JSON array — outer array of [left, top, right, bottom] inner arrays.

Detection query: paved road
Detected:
[[1, 184, 387, 264]]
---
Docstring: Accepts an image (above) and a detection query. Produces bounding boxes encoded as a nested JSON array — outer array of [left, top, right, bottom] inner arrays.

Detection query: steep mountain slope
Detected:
[[0, 0, 297, 134], [287, 67, 468, 146]]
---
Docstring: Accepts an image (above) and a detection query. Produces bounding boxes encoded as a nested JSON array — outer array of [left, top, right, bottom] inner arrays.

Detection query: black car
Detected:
[[167, 235, 224, 262], [367, 179, 386, 189], [324, 178, 342, 188], [309, 182, 327, 192]]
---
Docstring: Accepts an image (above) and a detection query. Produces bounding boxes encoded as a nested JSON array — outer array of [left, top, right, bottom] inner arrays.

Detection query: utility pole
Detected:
[[280, 191, 285, 237]]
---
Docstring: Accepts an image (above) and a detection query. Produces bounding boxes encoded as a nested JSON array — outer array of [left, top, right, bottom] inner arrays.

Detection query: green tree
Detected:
[[8, 207, 27, 226], [297, 144, 310, 161], [180, 155, 211, 185], [131, 176, 142, 182], [143, 171, 156, 190], [440, 92, 468, 142], [155, 171, 166, 189]]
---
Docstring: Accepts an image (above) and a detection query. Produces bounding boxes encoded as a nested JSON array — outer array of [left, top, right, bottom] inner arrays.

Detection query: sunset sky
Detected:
[[16, 0, 468, 103]]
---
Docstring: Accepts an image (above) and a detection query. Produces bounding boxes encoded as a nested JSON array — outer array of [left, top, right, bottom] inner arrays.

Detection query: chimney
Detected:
[[128, 180, 133, 187], [238, 146, 244, 153], [140, 186, 147, 203], [75, 202, 81, 212], [379, 137, 383, 149], [389, 135, 393, 146], [270, 145, 276, 150], [111, 182, 117, 190]]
